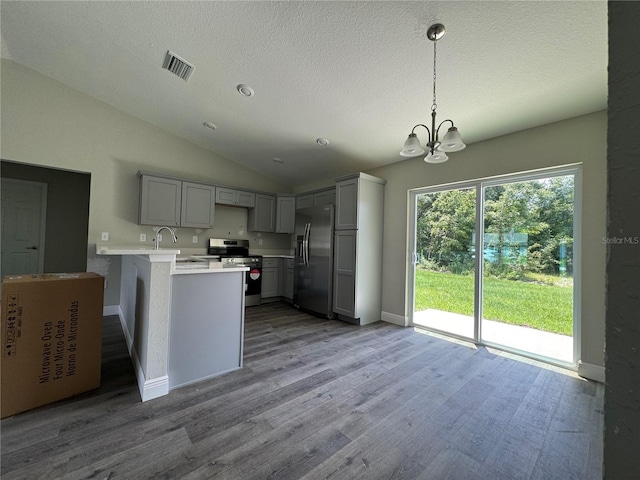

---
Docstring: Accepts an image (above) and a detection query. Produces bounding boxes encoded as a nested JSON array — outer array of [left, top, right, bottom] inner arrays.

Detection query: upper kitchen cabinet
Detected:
[[296, 193, 314, 210], [276, 195, 296, 234], [296, 188, 336, 210], [180, 182, 216, 228], [215, 187, 256, 208], [248, 193, 276, 232], [138, 175, 182, 226], [313, 188, 336, 207], [138, 173, 215, 228], [335, 173, 385, 230]]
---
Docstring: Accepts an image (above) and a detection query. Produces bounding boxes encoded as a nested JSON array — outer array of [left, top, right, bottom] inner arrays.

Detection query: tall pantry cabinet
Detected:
[[333, 172, 386, 325]]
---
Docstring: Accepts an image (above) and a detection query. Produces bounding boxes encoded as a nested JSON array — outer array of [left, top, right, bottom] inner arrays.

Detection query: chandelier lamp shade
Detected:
[[399, 23, 466, 164]]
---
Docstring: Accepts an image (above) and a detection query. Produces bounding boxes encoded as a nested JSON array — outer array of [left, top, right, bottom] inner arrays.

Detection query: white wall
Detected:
[[368, 111, 607, 370], [1, 60, 292, 305]]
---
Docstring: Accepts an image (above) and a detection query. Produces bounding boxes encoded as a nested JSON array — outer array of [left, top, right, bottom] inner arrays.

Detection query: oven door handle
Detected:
[[303, 222, 311, 268]]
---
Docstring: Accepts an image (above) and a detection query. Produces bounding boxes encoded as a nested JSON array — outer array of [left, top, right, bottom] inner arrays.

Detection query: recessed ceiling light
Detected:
[[272, 157, 284, 164], [203, 122, 217, 130], [237, 84, 254, 97], [316, 138, 330, 146]]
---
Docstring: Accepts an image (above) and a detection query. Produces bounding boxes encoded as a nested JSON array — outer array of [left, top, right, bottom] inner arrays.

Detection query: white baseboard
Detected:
[[141, 375, 169, 402], [578, 361, 605, 383], [108, 304, 169, 402], [103, 305, 121, 316], [381, 311, 407, 327]]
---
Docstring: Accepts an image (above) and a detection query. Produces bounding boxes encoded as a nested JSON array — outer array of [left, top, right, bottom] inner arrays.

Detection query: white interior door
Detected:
[[1, 178, 47, 278]]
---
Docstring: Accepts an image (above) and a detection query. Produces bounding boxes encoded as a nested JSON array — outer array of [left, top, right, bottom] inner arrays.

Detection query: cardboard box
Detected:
[[1, 272, 104, 418]]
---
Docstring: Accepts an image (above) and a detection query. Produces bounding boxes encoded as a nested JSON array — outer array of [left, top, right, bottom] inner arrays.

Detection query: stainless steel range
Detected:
[[208, 239, 263, 306]]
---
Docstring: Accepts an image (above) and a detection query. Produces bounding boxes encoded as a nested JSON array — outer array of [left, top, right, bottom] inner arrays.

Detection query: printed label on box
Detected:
[[3, 294, 21, 357], [38, 300, 80, 383]]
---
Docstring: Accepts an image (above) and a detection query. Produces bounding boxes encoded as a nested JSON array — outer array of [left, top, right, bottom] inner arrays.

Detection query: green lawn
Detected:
[[414, 269, 573, 336]]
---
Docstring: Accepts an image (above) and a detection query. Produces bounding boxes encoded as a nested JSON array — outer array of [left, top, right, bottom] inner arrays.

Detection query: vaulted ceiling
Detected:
[[1, 1, 607, 187]]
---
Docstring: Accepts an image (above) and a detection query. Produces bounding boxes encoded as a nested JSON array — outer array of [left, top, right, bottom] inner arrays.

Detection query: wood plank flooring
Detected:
[[1, 302, 603, 479]]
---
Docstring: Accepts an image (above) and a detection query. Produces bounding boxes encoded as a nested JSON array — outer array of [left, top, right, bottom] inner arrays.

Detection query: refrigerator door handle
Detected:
[[303, 222, 311, 267]]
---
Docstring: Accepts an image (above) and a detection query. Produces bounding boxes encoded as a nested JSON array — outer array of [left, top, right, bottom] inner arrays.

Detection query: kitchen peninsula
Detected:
[[96, 244, 248, 401]]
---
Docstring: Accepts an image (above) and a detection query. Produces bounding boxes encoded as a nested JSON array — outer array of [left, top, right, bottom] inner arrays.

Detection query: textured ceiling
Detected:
[[0, 1, 607, 187]]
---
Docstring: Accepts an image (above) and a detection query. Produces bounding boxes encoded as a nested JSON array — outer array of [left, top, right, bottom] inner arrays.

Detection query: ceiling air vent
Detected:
[[162, 51, 194, 81]]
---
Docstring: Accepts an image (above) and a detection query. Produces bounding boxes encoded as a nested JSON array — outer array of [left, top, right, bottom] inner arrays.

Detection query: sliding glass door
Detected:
[[410, 169, 578, 366], [412, 187, 476, 339]]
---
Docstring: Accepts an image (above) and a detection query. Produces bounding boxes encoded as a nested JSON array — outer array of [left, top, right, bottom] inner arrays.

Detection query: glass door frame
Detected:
[[408, 165, 582, 370]]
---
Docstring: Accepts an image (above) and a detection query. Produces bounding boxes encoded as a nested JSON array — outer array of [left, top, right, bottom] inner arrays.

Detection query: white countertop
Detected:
[[262, 254, 295, 259], [96, 244, 180, 255], [172, 262, 249, 275]]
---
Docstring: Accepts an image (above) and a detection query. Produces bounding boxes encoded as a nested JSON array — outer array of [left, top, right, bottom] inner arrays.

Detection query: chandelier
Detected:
[[399, 23, 466, 163]]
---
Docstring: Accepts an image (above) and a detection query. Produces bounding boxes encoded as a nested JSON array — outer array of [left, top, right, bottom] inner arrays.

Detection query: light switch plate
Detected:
[[101, 232, 109, 241]]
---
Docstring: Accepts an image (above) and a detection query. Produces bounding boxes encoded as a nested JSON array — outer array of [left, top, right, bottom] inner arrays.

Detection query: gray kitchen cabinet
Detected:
[[297, 188, 335, 210], [276, 195, 296, 233], [139, 175, 182, 226], [180, 182, 216, 228], [333, 172, 386, 325], [215, 187, 255, 207], [333, 230, 357, 317], [284, 258, 294, 300], [261, 257, 279, 298], [335, 178, 358, 230], [296, 193, 314, 210], [139, 174, 215, 228], [248, 194, 276, 232], [313, 188, 335, 207]]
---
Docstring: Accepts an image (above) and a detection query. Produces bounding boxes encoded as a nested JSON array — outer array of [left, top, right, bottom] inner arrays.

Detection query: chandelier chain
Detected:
[[431, 39, 437, 111]]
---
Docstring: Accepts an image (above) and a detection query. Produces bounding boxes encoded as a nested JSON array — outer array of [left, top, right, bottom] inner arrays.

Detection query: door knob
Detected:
[[26, 246, 38, 250]]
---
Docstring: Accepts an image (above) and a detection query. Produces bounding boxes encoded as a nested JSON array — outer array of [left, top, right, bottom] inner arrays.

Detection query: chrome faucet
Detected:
[[154, 226, 178, 250]]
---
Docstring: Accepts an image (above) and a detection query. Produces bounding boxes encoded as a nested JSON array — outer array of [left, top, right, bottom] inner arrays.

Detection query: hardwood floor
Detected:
[[1, 302, 603, 479]]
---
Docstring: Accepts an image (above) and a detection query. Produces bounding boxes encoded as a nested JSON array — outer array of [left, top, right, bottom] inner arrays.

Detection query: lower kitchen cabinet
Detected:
[[261, 257, 294, 302], [284, 258, 294, 300], [261, 257, 279, 299], [333, 230, 357, 318]]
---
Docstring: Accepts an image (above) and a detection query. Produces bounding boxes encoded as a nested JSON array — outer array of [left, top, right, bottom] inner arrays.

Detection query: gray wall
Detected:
[[1, 160, 90, 273], [368, 111, 607, 373], [604, 2, 640, 478], [0, 59, 291, 305]]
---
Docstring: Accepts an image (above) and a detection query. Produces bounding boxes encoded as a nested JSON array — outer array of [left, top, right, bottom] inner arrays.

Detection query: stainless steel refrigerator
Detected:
[[293, 205, 334, 318]]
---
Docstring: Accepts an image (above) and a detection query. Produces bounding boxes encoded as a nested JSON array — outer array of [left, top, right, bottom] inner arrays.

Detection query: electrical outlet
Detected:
[[140, 234, 147, 242], [157, 233, 163, 242], [258, 238, 263, 246], [101, 232, 109, 241], [192, 235, 198, 244]]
